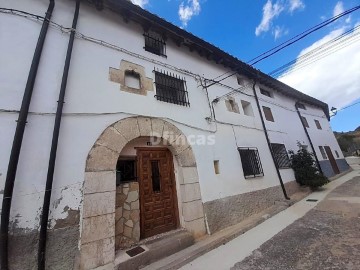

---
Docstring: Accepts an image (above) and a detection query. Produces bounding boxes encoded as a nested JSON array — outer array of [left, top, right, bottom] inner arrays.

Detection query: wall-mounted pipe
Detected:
[[295, 102, 323, 175], [37, 1, 80, 269], [252, 81, 290, 200], [0, 1, 55, 269]]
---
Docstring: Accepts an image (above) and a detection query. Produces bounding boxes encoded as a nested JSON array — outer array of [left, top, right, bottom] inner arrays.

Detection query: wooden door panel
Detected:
[[138, 148, 179, 238], [324, 146, 340, 175]]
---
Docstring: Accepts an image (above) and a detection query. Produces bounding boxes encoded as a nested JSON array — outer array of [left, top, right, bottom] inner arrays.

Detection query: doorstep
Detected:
[[141, 189, 311, 270], [114, 229, 194, 270]]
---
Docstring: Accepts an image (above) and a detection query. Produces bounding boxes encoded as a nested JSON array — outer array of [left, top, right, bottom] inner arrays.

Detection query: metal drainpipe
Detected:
[[0, 1, 55, 269], [295, 102, 323, 175], [37, 1, 80, 269], [252, 81, 290, 200]]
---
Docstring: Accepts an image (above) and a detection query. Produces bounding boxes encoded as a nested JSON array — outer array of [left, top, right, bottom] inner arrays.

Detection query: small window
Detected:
[[241, 100, 254, 116], [238, 147, 264, 178], [154, 70, 190, 106], [237, 76, 245, 86], [213, 160, 220, 174], [300, 144, 308, 151], [271, 143, 291, 169], [297, 103, 306, 110], [151, 160, 161, 192], [260, 88, 272, 98], [335, 150, 340, 158], [116, 158, 137, 186], [144, 31, 166, 57], [124, 70, 141, 89], [301, 116, 309, 128], [314, 120, 322, 130], [263, 106, 274, 122], [319, 146, 327, 159], [229, 99, 239, 113]]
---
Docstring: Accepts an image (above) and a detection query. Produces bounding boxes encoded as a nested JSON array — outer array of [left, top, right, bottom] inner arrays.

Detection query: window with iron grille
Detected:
[[271, 143, 291, 169], [154, 70, 190, 106], [144, 32, 166, 57], [238, 147, 264, 178]]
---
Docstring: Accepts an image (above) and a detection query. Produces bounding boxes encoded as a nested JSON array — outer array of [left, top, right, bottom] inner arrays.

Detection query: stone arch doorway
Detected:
[[80, 117, 206, 269]]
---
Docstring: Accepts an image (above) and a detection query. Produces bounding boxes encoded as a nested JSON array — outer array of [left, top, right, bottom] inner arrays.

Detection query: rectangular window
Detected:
[[151, 160, 161, 192], [314, 119, 322, 130], [260, 88, 272, 97], [154, 70, 190, 106], [319, 146, 327, 159], [301, 116, 309, 128], [263, 106, 274, 122], [297, 103, 306, 110], [213, 160, 220, 174], [335, 150, 340, 158], [144, 32, 166, 57], [238, 147, 264, 178], [241, 100, 254, 116], [271, 143, 291, 169], [116, 158, 137, 186]]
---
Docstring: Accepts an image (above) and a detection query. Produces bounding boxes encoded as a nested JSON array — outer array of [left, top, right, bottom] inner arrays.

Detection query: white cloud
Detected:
[[289, 0, 305, 13], [255, 0, 304, 37], [279, 26, 360, 110], [273, 25, 289, 40], [178, 0, 201, 27], [333, 1, 344, 17], [131, 0, 149, 8], [255, 0, 285, 36]]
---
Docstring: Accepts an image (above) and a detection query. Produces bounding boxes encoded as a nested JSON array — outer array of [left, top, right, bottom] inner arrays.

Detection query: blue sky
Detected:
[[132, 0, 360, 132]]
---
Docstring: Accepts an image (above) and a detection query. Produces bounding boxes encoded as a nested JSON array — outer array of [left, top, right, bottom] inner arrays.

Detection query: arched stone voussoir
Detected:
[[151, 118, 165, 137], [175, 146, 197, 167], [96, 127, 128, 153], [113, 117, 140, 141], [137, 117, 152, 137], [86, 144, 119, 172], [162, 121, 183, 144]]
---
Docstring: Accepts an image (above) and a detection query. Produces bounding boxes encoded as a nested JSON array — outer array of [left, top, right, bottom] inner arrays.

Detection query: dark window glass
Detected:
[[154, 70, 190, 106], [238, 148, 264, 178], [271, 143, 291, 169], [314, 120, 322, 130], [116, 159, 137, 186], [301, 116, 309, 128], [297, 103, 306, 110], [144, 32, 166, 56], [260, 88, 271, 97], [319, 146, 327, 159], [335, 150, 340, 158], [151, 160, 161, 192], [263, 106, 274, 122]]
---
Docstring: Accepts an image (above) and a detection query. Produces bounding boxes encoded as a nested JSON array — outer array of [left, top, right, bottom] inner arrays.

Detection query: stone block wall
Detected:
[[115, 182, 140, 250]]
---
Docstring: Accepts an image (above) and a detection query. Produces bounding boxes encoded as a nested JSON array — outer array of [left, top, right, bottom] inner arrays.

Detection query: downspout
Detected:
[[37, 1, 80, 269], [295, 102, 323, 175], [252, 80, 290, 200], [0, 1, 55, 269]]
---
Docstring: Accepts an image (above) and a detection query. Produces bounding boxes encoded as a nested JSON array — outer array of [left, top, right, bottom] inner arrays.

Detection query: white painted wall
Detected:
[[0, 0, 343, 232]]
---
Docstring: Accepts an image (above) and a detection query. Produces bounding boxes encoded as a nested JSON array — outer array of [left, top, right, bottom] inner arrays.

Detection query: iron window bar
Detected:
[[154, 69, 190, 107], [238, 147, 264, 178], [270, 143, 291, 169], [144, 32, 166, 57]]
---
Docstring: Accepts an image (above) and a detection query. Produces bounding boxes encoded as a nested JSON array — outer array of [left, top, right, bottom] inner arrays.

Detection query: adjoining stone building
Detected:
[[0, 0, 349, 269]]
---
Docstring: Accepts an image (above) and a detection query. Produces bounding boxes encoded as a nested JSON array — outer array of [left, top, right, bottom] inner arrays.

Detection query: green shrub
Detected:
[[289, 148, 329, 188]]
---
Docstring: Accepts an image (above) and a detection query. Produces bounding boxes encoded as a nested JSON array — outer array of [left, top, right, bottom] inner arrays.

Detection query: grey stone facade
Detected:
[[320, 158, 350, 178], [203, 181, 300, 234]]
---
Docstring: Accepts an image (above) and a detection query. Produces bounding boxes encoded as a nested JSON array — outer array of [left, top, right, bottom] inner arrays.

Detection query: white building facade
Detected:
[[0, 0, 349, 269]]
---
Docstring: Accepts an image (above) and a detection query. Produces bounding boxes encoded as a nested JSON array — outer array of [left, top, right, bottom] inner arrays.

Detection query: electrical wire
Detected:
[[270, 25, 360, 77], [204, 5, 360, 87]]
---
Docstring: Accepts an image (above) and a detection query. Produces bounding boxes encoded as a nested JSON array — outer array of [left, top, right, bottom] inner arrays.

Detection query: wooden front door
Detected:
[[137, 148, 179, 239], [324, 146, 340, 175]]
